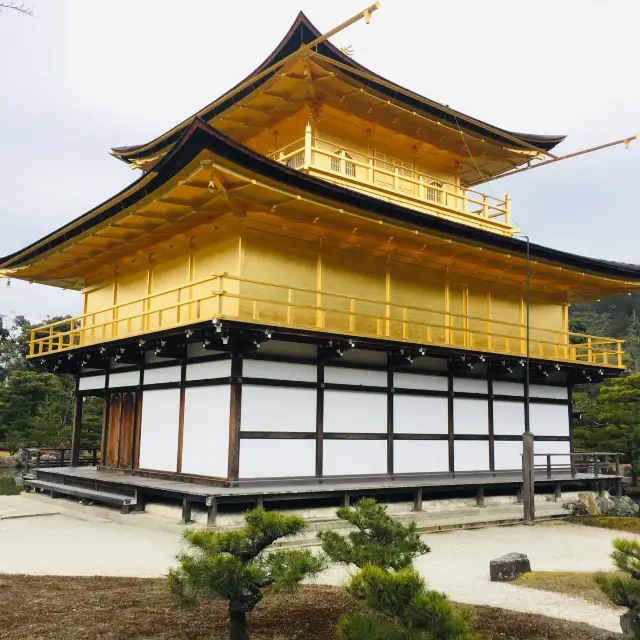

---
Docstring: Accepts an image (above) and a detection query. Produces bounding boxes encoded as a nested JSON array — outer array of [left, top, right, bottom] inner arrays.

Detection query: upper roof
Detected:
[[2, 119, 639, 302], [110, 11, 566, 184]]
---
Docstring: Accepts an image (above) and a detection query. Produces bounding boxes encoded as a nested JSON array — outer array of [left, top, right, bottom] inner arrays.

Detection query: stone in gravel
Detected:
[[621, 605, 640, 639], [563, 500, 588, 516], [489, 553, 531, 582], [579, 492, 601, 516], [597, 494, 639, 518]]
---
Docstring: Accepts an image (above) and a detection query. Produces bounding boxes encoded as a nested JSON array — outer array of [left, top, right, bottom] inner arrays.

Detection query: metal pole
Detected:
[[522, 234, 535, 523]]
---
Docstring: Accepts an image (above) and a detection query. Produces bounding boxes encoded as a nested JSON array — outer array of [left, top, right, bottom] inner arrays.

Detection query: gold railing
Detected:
[[29, 273, 624, 368], [267, 127, 514, 235]]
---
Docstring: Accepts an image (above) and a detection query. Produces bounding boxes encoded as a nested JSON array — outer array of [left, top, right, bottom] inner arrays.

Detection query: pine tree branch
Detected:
[[0, 1, 34, 16]]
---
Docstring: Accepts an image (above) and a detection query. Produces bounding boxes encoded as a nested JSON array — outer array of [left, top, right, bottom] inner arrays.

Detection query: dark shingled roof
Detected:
[[3, 119, 639, 284], [111, 12, 566, 164]]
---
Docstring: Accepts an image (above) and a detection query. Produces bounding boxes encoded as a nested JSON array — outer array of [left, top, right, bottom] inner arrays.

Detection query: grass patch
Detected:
[[0, 475, 22, 496], [514, 571, 622, 608], [567, 516, 640, 533], [0, 575, 619, 639]]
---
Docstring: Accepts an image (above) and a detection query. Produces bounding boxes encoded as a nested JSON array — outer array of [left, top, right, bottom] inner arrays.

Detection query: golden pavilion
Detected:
[[3, 5, 636, 517]]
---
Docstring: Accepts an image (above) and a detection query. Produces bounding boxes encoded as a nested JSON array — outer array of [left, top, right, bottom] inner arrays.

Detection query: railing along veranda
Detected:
[[28, 273, 625, 368]]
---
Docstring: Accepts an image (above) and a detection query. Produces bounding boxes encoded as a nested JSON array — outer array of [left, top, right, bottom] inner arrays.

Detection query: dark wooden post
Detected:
[[181, 496, 194, 524], [476, 486, 485, 507], [554, 483, 562, 501], [206, 497, 218, 527], [227, 354, 243, 481], [70, 393, 83, 467], [546, 454, 552, 479], [522, 432, 535, 523], [342, 493, 350, 508], [413, 487, 423, 512]]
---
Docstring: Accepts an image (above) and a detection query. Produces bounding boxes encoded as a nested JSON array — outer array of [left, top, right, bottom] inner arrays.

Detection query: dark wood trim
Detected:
[[493, 394, 569, 406], [185, 352, 233, 365], [242, 377, 317, 389], [240, 431, 315, 439], [568, 380, 574, 454], [70, 376, 83, 467], [392, 388, 448, 398], [176, 359, 187, 474], [393, 433, 449, 441], [184, 377, 232, 389], [387, 362, 394, 475], [488, 372, 495, 472], [495, 435, 571, 442], [447, 361, 454, 473], [316, 361, 324, 477], [133, 391, 143, 470], [100, 371, 110, 464], [140, 359, 184, 371], [325, 432, 388, 440], [227, 353, 243, 481], [105, 364, 139, 374], [323, 382, 388, 393], [243, 352, 318, 367]]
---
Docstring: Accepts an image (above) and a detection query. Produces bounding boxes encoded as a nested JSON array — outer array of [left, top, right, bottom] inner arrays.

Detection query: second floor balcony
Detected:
[[28, 273, 623, 369], [268, 126, 515, 236]]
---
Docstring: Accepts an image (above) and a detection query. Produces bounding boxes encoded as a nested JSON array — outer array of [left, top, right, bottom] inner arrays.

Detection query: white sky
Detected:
[[1, 0, 638, 324]]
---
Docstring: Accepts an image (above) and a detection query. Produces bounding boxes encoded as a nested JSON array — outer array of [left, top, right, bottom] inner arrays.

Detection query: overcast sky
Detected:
[[1, 0, 638, 324]]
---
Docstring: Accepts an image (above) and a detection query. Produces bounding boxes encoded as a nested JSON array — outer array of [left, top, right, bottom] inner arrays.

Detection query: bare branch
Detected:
[[0, 1, 35, 16]]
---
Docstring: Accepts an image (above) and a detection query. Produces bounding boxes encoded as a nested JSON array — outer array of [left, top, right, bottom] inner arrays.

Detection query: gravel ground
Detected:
[[0, 499, 635, 633]]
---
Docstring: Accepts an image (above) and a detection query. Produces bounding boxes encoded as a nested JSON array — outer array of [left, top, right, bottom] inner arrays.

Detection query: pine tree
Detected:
[[169, 508, 326, 640], [318, 497, 430, 571], [596, 538, 640, 639]]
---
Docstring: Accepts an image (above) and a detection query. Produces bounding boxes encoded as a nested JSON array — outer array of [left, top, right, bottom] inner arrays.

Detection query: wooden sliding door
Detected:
[[104, 392, 138, 469]]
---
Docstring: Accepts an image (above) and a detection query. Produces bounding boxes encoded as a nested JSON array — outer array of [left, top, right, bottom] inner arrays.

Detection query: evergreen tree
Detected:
[[318, 498, 430, 571], [596, 538, 640, 639], [169, 508, 326, 640]]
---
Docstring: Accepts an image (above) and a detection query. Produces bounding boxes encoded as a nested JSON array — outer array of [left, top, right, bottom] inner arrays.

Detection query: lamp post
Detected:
[[521, 234, 535, 523]]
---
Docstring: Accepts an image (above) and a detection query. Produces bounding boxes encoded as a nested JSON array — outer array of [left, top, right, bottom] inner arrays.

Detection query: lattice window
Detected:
[[331, 150, 356, 177], [286, 151, 305, 170], [426, 180, 442, 203], [373, 150, 413, 190]]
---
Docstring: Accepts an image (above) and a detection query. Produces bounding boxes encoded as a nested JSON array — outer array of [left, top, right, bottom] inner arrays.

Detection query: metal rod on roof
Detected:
[[116, 4, 380, 159], [479, 134, 638, 184]]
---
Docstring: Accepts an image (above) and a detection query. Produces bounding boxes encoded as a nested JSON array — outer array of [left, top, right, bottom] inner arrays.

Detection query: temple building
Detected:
[[3, 6, 637, 518]]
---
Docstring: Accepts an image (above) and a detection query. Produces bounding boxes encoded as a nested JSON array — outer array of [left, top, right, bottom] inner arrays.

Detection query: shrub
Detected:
[[336, 565, 475, 640], [168, 508, 326, 640], [318, 497, 430, 571]]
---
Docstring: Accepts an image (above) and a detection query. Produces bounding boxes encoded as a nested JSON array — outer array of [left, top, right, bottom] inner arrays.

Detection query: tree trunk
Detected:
[[228, 610, 249, 640], [621, 605, 640, 639]]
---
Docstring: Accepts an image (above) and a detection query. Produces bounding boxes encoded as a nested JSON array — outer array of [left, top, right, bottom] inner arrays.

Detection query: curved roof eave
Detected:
[[4, 118, 637, 283], [110, 11, 566, 164]]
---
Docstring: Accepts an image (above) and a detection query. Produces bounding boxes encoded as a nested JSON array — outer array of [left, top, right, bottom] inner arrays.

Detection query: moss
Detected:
[[567, 516, 640, 533]]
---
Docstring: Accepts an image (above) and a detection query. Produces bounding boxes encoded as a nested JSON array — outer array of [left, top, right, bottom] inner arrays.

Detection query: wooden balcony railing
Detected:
[[268, 126, 515, 236], [28, 273, 624, 368]]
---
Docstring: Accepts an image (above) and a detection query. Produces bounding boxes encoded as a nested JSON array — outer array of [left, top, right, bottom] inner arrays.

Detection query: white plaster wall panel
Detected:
[[534, 440, 571, 466], [410, 357, 448, 372], [394, 440, 449, 474], [78, 375, 106, 391], [453, 398, 489, 435], [530, 385, 569, 400], [243, 360, 317, 382], [325, 367, 386, 387], [239, 439, 316, 478], [108, 370, 140, 388], [181, 386, 230, 478], [258, 340, 317, 359], [493, 401, 525, 436], [393, 373, 447, 392], [109, 360, 132, 369], [453, 378, 488, 394], [454, 440, 490, 472], [187, 344, 223, 358], [138, 389, 181, 472], [530, 404, 570, 437], [324, 390, 387, 433], [241, 386, 316, 432], [494, 441, 523, 471], [340, 349, 387, 365], [323, 440, 387, 476], [493, 381, 523, 396], [185, 359, 231, 381], [144, 366, 181, 385], [394, 395, 448, 434]]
